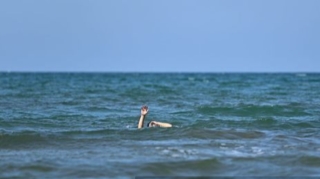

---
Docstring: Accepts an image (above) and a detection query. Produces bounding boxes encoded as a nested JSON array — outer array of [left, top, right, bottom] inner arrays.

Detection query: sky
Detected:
[[0, 0, 319, 72]]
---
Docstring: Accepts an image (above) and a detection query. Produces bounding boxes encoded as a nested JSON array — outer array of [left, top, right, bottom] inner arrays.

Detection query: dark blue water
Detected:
[[0, 73, 320, 178]]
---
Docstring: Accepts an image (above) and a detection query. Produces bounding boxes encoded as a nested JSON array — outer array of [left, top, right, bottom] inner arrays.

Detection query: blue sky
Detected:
[[0, 0, 319, 72]]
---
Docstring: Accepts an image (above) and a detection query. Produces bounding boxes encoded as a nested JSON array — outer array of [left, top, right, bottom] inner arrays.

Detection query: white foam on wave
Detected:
[[155, 146, 199, 159], [251, 146, 264, 155], [215, 145, 269, 158]]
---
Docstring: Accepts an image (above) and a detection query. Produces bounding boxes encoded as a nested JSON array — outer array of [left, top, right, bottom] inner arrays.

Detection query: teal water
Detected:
[[0, 73, 320, 178]]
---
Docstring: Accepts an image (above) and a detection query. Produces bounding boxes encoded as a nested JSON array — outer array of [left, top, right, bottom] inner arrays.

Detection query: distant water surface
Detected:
[[0, 73, 320, 178]]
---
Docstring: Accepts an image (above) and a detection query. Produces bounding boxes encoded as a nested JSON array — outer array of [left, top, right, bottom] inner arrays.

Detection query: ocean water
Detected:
[[0, 72, 320, 179]]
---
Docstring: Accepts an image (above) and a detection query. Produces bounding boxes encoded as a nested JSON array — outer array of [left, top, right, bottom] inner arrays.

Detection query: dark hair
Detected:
[[146, 122, 151, 127]]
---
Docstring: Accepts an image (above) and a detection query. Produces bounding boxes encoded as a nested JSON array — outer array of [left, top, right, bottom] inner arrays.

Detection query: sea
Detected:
[[0, 72, 319, 179]]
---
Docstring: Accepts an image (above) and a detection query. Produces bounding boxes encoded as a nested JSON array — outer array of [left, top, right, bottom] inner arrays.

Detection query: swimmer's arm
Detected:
[[154, 121, 172, 128], [138, 115, 145, 129], [138, 106, 148, 129]]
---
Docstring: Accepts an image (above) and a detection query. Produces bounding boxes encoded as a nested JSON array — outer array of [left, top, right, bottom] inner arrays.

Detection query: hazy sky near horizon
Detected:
[[0, 0, 319, 72]]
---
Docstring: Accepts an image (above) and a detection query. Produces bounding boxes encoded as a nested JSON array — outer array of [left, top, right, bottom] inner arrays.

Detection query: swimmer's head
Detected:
[[147, 121, 160, 127]]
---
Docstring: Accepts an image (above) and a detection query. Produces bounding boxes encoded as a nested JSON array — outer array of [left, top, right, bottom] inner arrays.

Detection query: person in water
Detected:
[[138, 105, 172, 128]]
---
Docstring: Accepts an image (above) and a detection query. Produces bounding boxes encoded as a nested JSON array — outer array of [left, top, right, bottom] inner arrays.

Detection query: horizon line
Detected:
[[0, 71, 319, 74]]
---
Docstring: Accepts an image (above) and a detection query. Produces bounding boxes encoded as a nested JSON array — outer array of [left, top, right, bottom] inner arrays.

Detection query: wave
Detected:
[[0, 131, 52, 148], [1, 116, 319, 145], [191, 117, 320, 130], [197, 104, 311, 117]]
